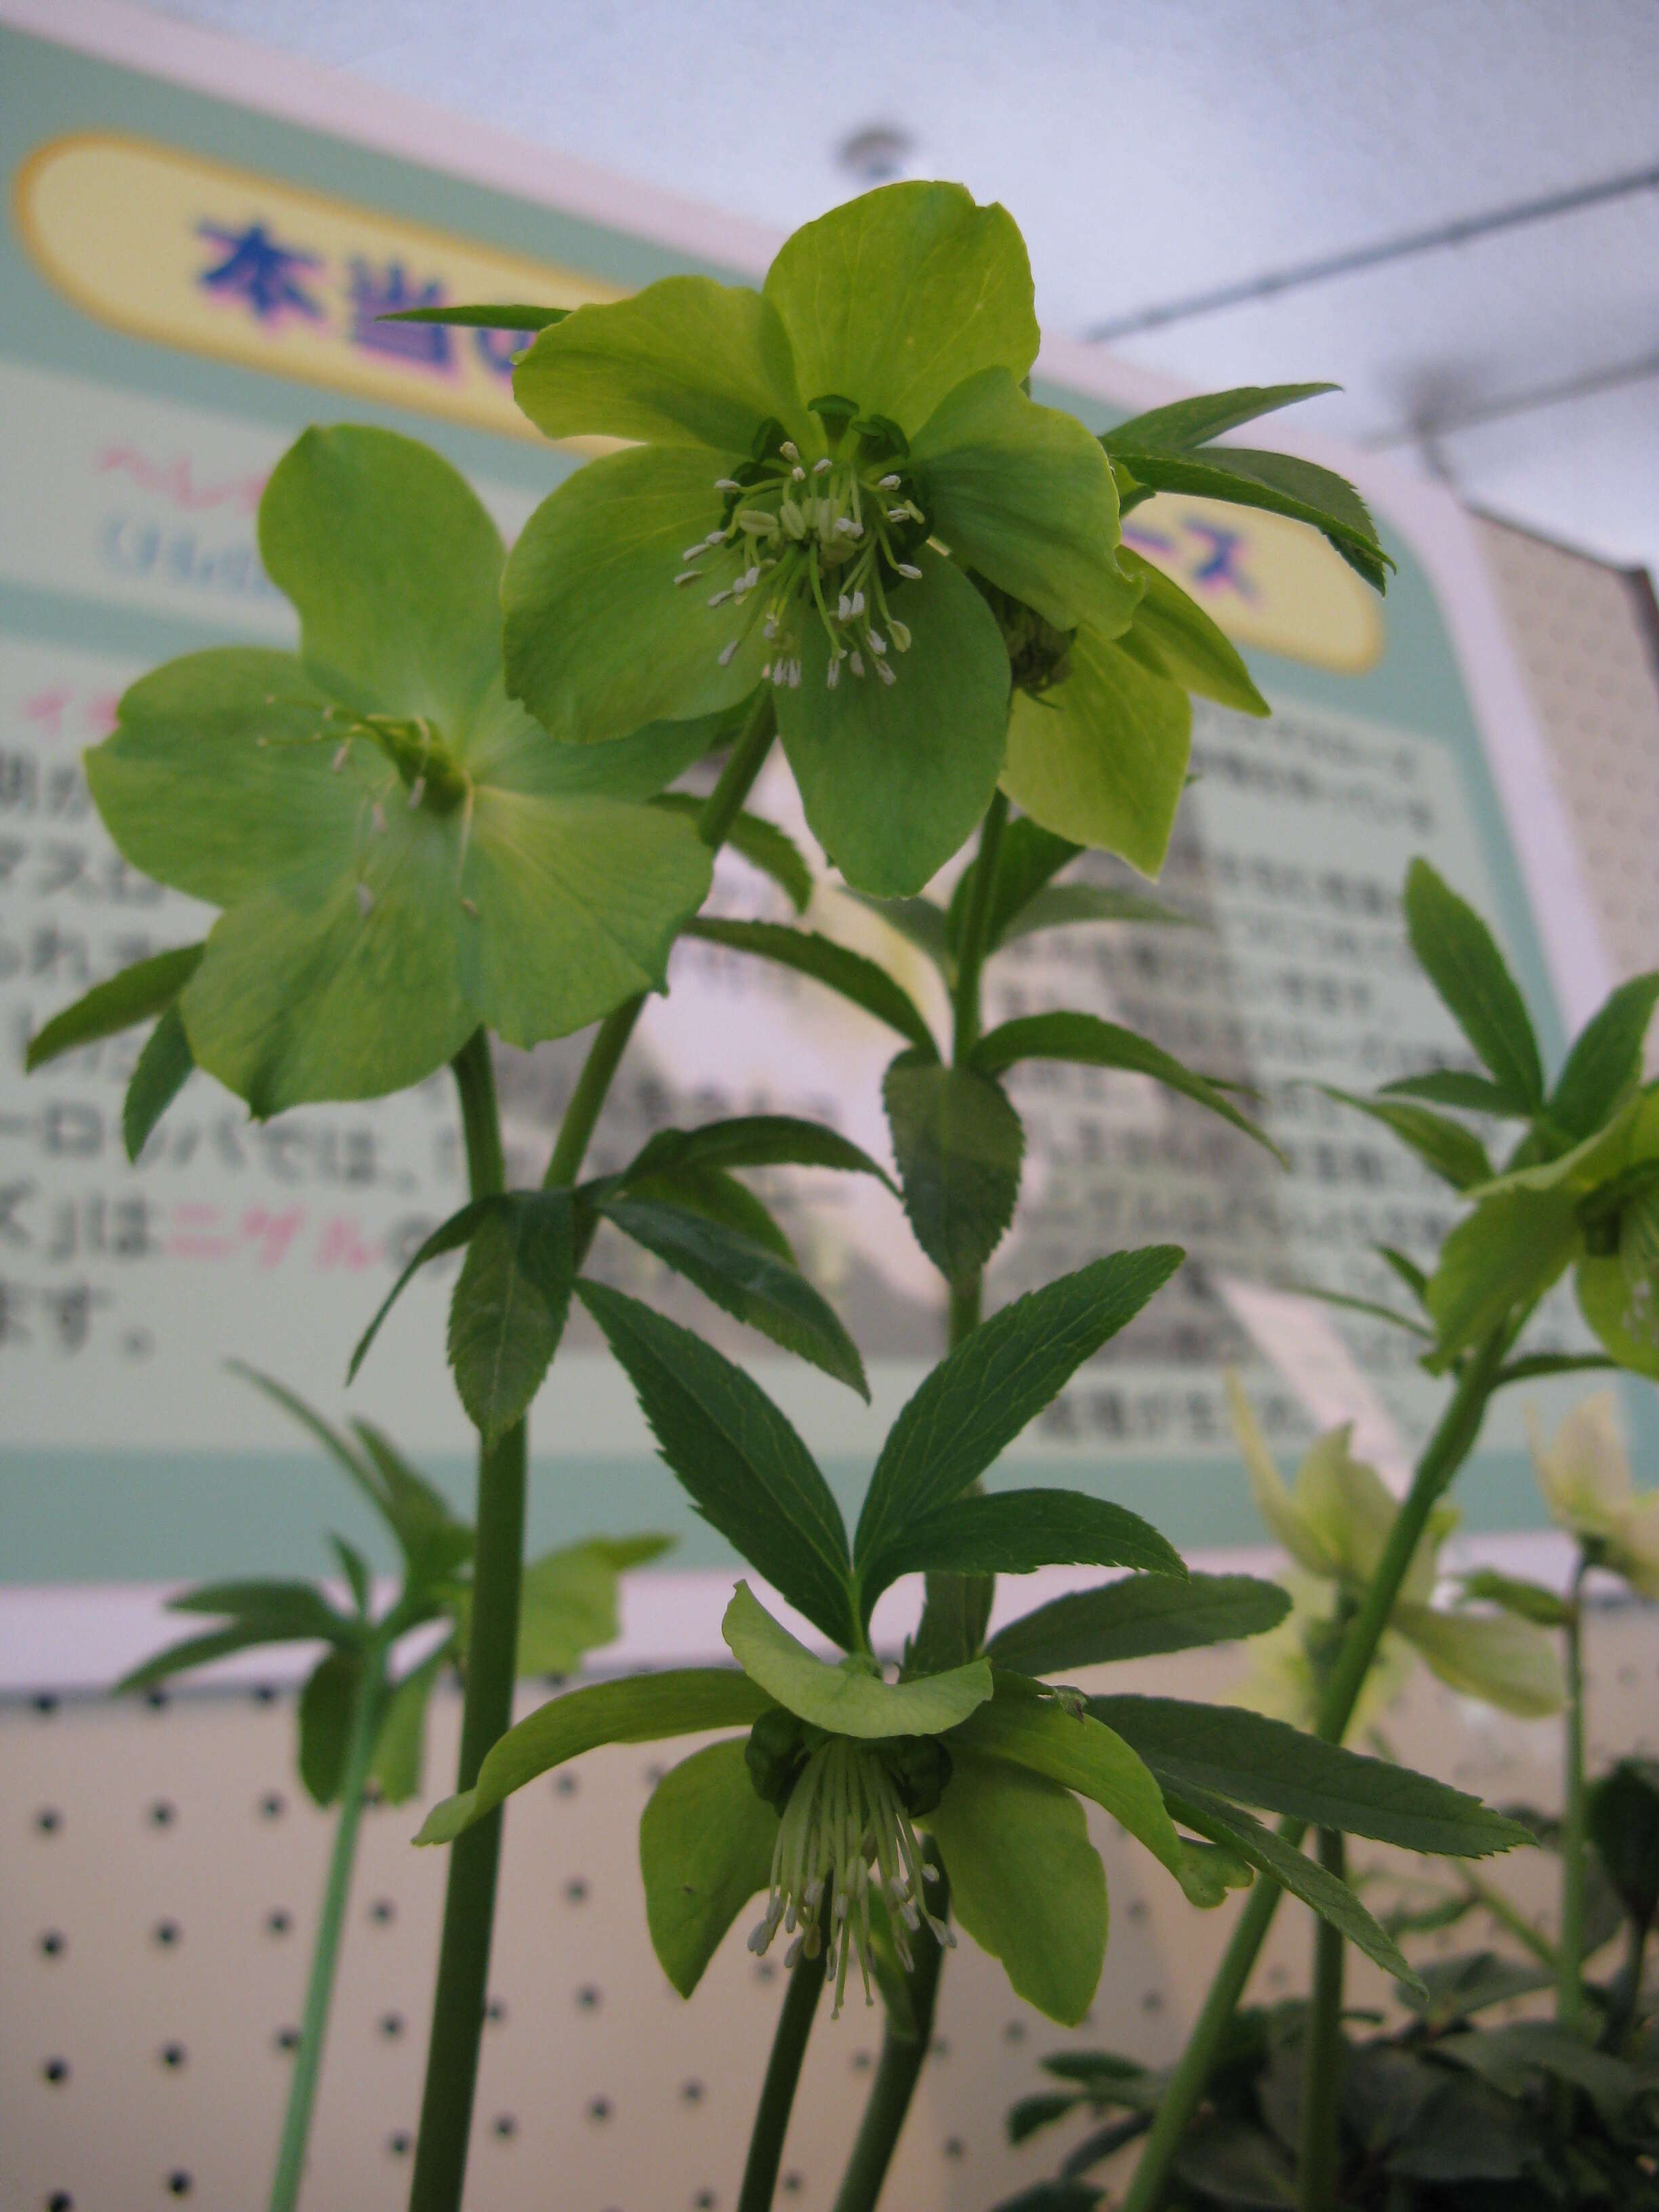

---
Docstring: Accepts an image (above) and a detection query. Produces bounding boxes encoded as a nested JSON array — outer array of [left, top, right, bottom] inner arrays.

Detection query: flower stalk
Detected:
[[1556, 1550, 1591, 2032]]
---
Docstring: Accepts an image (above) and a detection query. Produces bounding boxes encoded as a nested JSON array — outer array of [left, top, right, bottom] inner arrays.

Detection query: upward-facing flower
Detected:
[[500, 181, 1167, 897], [1530, 1394, 1659, 1599]]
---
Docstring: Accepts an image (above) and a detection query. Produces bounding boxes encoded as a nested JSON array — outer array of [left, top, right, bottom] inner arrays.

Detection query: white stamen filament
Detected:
[[897, 562, 923, 579], [407, 775, 426, 810]]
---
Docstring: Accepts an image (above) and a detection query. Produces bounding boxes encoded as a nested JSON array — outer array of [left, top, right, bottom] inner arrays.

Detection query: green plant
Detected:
[[23, 174, 1480, 2212], [119, 1367, 665, 2212]]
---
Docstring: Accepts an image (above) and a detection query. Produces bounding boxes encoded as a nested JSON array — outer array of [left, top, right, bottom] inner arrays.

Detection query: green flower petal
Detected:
[[1116, 550, 1269, 716], [461, 787, 712, 1048], [1002, 626, 1191, 876], [86, 649, 355, 907], [181, 813, 474, 1115], [1578, 1252, 1659, 1380], [513, 276, 809, 451], [910, 368, 1137, 635], [763, 181, 1039, 438], [503, 445, 771, 743], [640, 1740, 779, 1998], [925, 1747, 1106, 2026], [776, 548, 1009, 895], [722, 1582, 991, 1739], [260, 426, 504, 732]]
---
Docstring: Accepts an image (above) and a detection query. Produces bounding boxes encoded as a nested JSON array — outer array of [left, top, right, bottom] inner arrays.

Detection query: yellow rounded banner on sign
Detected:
[[15, 133, 623, 441], [1126, 493, 1385, 676]]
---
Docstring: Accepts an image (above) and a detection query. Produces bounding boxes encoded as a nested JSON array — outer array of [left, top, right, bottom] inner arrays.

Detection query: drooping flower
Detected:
[[498, 180, 1190, 897], [78, 426, 717, 1114], [1529, 1393, 1659, 1598], [1228, 1376, 1565, 1719]]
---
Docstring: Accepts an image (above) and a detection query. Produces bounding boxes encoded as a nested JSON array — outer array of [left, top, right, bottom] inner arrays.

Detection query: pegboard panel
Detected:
[[8, 1599, 1657, 2212], [1478, 516, 1659, 1002]]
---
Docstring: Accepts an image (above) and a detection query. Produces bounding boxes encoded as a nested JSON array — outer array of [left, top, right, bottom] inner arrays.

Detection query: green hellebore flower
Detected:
[[1530, 1393, 1659, 1599], [1427, 1083, 1659, 1377], [1228, 1376, 1564, 1717], [501, 180, 1165, 897], [84, 426, 718, 1115]]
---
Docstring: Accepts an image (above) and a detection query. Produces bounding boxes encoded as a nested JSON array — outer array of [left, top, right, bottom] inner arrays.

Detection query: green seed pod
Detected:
[[745, 1705, 808, 1810], [876, 1734, 954, 1819]]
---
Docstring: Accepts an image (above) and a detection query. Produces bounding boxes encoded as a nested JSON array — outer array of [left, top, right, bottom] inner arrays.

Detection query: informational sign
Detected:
[[3, 2, 1646, 1676]]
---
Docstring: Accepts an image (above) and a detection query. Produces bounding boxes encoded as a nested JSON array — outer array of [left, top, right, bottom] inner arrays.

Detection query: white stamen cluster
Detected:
[[747, 1737, 951, 2018], [678, 436, 926, 692]]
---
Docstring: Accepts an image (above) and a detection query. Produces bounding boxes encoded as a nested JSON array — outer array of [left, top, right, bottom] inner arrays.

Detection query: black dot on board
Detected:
[[260, 1793, 285, 1820], [485, 1997, 508, 2025], [275, 2028, 300, 2053], [39, 1931, 66, 1958], [576, 1985, 601, 2011], [42, 2057, 70, 2085], [944, 2137, 965, 2161], [492, 2114, 517, 2139], [388, 2133, 412, 2157], [1002, 2021, 1025, 2044], [781, 2176, 803, 2196], [555, 1772, 578, 1797], [851, 2051, 872, 2072], [694, 2192, 716, 2208], [266, 1910, 292, 1936], [153, 1921, 182, 1948], [930, 2036, 949, 2060], [35, 1808, 62, 1835], [160, 2043, 186, 2070], [33, 1692, 58, 1715], [379, 2014, 405, 2039], [48, 2192, 75, 2210], [587, 2096, 613, 2123], [644, 1763, 667, 1787], [565, 1878, 589, 1904], [1141, 1990, 1165, 2013], [680, 2080, 705, 2104], [148, 1801, 176, 1828], [146, 1689, 169, 1711], [753, 1961, 777, 1984], [166, 2174, 192, 2198], [369, 1899, 396, 1925], [252, 1684, 279, 1705]]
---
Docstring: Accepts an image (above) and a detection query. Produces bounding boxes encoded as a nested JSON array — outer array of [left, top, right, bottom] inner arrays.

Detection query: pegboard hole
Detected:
[[39, 1929, 66, 1958], [152, 1920, 182, 1948], [588, 2097, 613, 2123], [265, 1910, 292, 1937], [387, 2133, 411, 2158], [147, 1801, 177, 1828], [259, 1793, 285, 1820], [485, 1997, 508, 2025], [577, 1984, 601, 2010], [33, 1692, 59, 1714], [47, 2193, 74, 2210], [493, 2114, 518, 2139], [274, 2028, 300, 2053], [34, 1807, 62, 1835], [165, 2173, 192, 2197], [42, 2057, 70, 2085], [554, 1772, 578, 1797], [159, 2043, 186, 2070], [378, 2013, 404, 2039], [368, 1898, 396, 1925], [564, 1878, 589, 1904]]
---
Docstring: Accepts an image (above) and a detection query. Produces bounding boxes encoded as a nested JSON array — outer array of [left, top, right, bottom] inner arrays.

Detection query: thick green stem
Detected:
[[736, 1933, 828, 2212], [1296, 1830, 1347, 2212], [950, 786, 1008, 1063], [409, 1033, 521, 2212], [1121, 1328, 1511, 2212], [1556, 1552, 1590, 2030], [830, 1889, 949, 2212], [268, 1637, 387, 2212]]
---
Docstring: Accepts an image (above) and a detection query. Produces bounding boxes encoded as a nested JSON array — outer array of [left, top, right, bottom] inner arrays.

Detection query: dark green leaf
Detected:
[[1435, 2022, 1641, 2121], [621, 1114, 896, 1194], [417, 1666, 771, 1843], [993, 2185, 1103, 2212], [882, 1051, 1025, 1281], [1378, 1067, 1518, 1113], [447, 1192, 575, 1443], [866, 1490, 1183, 1604], [1384, 2072, 1530, 2182], [653, 793, 812, 912], [166, 1578, 353, 1639], [1397, 1949, 1555, 2026], [1457, 1570, 1570, 1627], [329, 1534, 372, 1616], [380, 302, 569, 330], [1376, 1245, 1430, 1303], [684, 918, 937, 1052], [1279, 1282, 1433, 1338], [1089, 1696, 1532, 1855], [512, 1534, 670, 1677], [1589, 1758, 1659, 1932], [348, 1419, 472, 1582], [947, 816, 1079, 955], [1103, 384, 1338, 456], [297, 1647, 363, 1807], [26, 944, 204, 1070], [117, 1618, 331, 1694], [347, 1197, 501, 1382], [598, 1196, 866, 1396], [372, 1646, 448, 1804], [1401, 860, 1544, 1112], [1549, 970, 1659, 1140], [1107, 443, 1391, 589], [987, 1574, 1289, 1674], [1492, 1351, 1619, 1391], [1005, 2092, 1089, 2147], [640, 1739, 779, 1996], [1168, 1787, 1421, 1988], [972, 1012, 1278, 1155], [995, 881, 1197, 944], [1322, 1085, 1492, 1191], [1172, 2118, 1298, 2209], [577, 1282, 856, 1646], [122, 1004, 195, 1162], [840, 889, 956, 981], [619, 1164, 796, 1263], [855, 1248, 1184, 1570]]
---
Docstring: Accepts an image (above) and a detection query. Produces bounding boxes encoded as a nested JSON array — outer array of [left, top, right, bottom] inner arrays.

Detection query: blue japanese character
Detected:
[[197, 222, 325, 323], [346, 262, 453, 367], [1182, 522, 1256, 599]]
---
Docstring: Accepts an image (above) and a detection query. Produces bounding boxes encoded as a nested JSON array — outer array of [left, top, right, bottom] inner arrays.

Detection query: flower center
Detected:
[[676, 410, 930, 693], [747, 1736, 954, 2018]]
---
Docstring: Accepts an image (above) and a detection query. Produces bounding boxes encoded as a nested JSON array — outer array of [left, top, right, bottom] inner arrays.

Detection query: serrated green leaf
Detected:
[[640, 1739, 779, 1997], [1588, 1758, 1659, 1932], [653, 794, 812, 912], [1281, 1282, 1433, 1338], [1322, 1085, 1492, 1191], [348, 1419, 472, 1584], [514, 1534, 673, 1678], [1423, 1189, 1578, 1364], [1548, 969, 1659, 1141], [371, 1645, 448, 1805], [926, 1746, 1105, 2025], [986, 1574, 1290, 1674], [1107, 444, 1391, 590], [1088, 1696, 1532, 1856], [123, 1004, 194, 1162], [864, 1489, 1183, 1605], [619, 1164, 796, 1263], [166, 1578, 354, 1638], [298, 1646, 364, 1807], [1168, 1786, 1421, 1990], [26, 944, 204, 1070], [1397, 1950, 1555, 2025], [948, 815, 1081, 956], [994, 880, 1198, 943], [1457, 1570, 1570, 1627], [684, 918, 938, 1053], [1401, 861, 1543, 1111], [447, 1192, 575, 1443], [1172, 2120, 1298, 2208], [329, 1534, 372, 1616], [841, 889, 956, 981], [621, 1114, 897, 1194], [855, 1249, 1184, 1572], [577, 1282, 857, 1646], [1435, 2022, 1641, 2120], [599, 1195, 866, 1395], [972, 1010, 1277, 1155], [723, 1581, 990, 1736], [1117, 551, 1269, 716], [1103, 384, 1339, 456], [417, 1666, 771, 1845], [348, 1197, 500, 1382], [882, 1051, 1025, 1281]]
